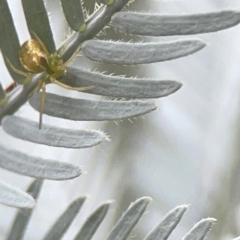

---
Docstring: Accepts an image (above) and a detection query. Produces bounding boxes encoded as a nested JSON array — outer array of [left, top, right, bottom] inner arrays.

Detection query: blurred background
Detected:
[[1, 0, 240, 239]]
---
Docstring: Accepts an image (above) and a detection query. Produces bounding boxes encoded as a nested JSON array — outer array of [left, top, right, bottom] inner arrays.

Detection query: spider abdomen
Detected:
[[19, 39, 48, 73]]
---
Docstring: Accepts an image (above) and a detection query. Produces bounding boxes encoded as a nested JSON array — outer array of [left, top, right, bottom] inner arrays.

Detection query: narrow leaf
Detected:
[[182, 218, 216, 240], [145, 205, 188, 240], [81, 39, 206, 64], [0, 144, 81, 180], [112, 11, 240, 36], [6, 180, 43, 240], [106, 197, 152, 240], [232, 237, 240, 240], [62, 67, 182, 98], [82, 0, 96, 15], [0, 0, 26, 83], [21, 0, 56, 52], [0, 72, 44, 121], [74, 201, 112, 240], [43, 197, 86, 240], [29, 92, 157, 121], [2, 116, 107, 148], [0, 180, 35, 208], [61, 0, 133, 62], [61, 0, 86, 32]]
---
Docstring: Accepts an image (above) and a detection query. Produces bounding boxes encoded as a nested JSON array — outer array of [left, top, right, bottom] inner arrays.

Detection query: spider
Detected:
[[6, 33, 93, 129]]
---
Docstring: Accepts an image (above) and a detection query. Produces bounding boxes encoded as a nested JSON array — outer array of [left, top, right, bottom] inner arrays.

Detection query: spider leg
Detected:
[[57, 39, 69, 56], [39, 82, 46, 129], [50, 77, 95, 92], [63, 44, 82, 66], [28, 78, 43, 98], [5, 58, 29, 77], [32, 32, 50, 57]]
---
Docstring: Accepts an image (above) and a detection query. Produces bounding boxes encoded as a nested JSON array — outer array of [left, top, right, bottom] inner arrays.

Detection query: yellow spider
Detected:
[[6, 33, 93, 129]]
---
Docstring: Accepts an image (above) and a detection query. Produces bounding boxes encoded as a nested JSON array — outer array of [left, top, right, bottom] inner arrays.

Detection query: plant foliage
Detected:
[[0, 0, 239, 239]]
